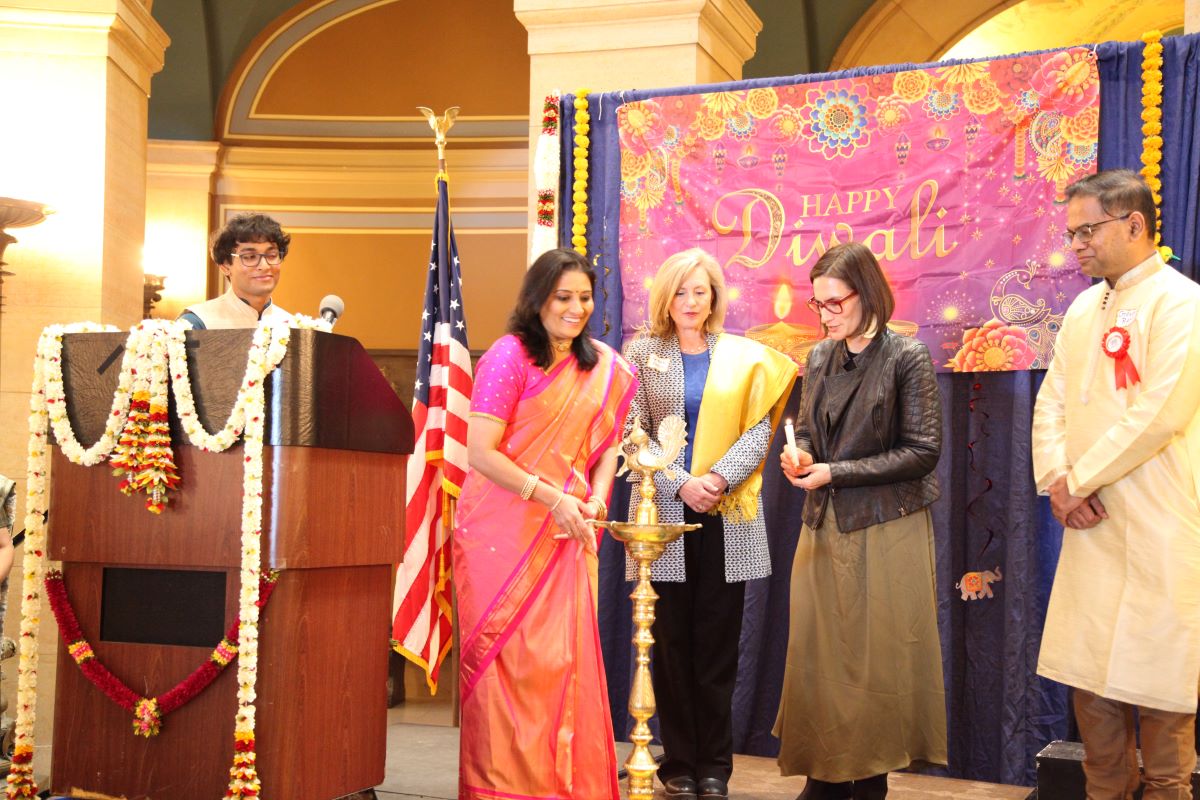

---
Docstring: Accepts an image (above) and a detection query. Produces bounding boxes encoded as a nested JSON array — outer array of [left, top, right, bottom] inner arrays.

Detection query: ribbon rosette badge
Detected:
[[1102, 326, 1141, 389]]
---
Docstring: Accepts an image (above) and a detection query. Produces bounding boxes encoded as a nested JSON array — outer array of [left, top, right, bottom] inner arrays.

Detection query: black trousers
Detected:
[[651, 506, 746, 783]]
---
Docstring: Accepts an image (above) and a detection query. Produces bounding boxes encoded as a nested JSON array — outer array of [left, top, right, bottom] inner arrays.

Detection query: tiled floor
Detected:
[[42, 701, 1034, 799], [377, 706, 1034, 800]]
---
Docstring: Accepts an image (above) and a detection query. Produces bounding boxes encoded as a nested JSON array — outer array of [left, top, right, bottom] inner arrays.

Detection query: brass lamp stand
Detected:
[[595, 417, 699, 800]]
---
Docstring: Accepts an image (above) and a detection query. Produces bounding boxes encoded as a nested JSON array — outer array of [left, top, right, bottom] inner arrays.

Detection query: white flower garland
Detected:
[[10, 313, 328, 799], [223, 320, 289, 797], [9, 321, 120, 797], [166, 318, 247, 452], [43, 322, 131, 465]]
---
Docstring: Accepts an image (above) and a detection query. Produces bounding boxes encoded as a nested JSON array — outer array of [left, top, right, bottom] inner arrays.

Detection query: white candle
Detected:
[[784, 419, 797, 452]]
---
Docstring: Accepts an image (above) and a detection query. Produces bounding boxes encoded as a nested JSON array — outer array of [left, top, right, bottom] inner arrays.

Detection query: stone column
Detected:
[[1188, 0, 1199, 34], [514, 0, 762, 243], [145, 140, 221, 320], [0, 0, 168, 778]]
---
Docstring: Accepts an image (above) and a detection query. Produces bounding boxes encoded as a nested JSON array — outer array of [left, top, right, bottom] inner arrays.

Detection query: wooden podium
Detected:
[[46, 328, 413, 800]]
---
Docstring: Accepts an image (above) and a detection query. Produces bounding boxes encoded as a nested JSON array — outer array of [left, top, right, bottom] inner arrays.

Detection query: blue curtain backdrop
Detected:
[[561, 32, 1200, 786]]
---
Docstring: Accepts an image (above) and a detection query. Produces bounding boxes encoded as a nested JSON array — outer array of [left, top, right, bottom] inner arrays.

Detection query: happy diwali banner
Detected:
[[617, 48, 1101, 371]]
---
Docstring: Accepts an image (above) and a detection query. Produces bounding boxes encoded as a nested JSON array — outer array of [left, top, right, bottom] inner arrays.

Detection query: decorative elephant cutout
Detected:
[[956, 566, 1003, 601]]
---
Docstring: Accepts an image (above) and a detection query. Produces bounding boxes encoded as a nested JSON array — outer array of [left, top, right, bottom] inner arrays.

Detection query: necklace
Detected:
[[551, 339, 572, 353]]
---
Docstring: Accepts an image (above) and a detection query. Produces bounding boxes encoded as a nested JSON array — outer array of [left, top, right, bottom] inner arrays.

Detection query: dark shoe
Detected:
[[663, 775, 699, 799], [698, 777, 729, 798], [797, 777, 853, 800], [851, 774, 888, 800]]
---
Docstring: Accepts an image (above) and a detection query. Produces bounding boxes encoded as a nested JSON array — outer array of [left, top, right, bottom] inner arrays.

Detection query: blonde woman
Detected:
[[623, 248, 797, 800]]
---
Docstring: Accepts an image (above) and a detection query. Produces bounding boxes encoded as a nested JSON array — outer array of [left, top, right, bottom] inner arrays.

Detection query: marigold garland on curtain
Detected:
[[571, 90, 591, 256], [1139, 29, 1170, 261]]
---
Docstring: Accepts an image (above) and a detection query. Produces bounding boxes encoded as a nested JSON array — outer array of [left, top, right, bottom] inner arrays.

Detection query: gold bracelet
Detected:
[[519, 472, 539, 501], [587, 494, 608, 521], [549, 490, 565, 513]]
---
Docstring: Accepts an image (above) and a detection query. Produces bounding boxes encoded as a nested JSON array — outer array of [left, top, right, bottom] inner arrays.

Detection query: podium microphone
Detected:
[[318, 294, 345, 327]]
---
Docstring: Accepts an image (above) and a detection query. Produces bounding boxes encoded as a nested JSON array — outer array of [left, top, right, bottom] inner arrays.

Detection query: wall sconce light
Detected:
[[0, 197, 51, 310], [144, 273, 166, 319]]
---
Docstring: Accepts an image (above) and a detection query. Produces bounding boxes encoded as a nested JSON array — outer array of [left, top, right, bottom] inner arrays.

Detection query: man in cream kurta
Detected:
[[181, 212, 291, 329], [1033, 170, 1200, 800]]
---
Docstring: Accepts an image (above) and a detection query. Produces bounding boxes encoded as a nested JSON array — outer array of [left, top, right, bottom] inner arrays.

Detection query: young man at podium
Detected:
[[180, 212, 293, 329]]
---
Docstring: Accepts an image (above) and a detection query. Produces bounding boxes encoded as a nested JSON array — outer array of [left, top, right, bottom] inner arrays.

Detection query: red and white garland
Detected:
[[45, 567, 280, 737], [9, 315, 328, 800], [531, 90, 562, 261]]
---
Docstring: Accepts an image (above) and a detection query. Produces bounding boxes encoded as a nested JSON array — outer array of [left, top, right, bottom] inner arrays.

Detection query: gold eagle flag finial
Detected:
[[417, 106, 460, 170]]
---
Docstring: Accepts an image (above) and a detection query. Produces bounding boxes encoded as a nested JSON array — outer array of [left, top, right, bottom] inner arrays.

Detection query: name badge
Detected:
[[1116, 309, 1137, 328], [648, 354, 670, 373]]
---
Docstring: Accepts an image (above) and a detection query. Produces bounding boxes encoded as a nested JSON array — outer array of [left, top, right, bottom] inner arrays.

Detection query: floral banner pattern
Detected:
[[617, 49, 1101, 371]]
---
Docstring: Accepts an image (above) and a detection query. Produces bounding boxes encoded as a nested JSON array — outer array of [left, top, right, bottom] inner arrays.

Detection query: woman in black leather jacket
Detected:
[[773, 242, 946, 800]]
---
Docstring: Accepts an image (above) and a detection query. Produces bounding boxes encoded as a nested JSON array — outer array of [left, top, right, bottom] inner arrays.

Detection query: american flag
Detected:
[[392, 175, 471, 693]]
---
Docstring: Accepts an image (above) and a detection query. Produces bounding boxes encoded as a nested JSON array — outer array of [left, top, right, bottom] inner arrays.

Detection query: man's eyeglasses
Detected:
[[807, 291, 858, 314], [236, 251, 283, 268], [1062, 213, 1132, 246]]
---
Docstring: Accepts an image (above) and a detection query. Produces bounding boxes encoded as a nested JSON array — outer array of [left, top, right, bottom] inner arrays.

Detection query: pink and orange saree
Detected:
[[453, 334, 637, 800]]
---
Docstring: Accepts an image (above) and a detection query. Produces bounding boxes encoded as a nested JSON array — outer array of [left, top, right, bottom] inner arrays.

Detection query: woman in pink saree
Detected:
[[454, 249, 637, 800]]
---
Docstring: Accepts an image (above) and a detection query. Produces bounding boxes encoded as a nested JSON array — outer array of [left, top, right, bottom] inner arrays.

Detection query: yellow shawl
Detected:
[[690, 333, 798, 522]]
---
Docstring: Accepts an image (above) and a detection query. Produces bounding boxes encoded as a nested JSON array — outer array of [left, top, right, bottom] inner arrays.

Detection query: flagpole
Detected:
[[417, 105, 460, 177], [419, 105, 464, 726]]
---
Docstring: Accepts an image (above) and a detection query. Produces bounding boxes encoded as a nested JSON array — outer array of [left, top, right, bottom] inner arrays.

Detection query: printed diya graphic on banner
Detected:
[[617, 48, 1101, 372]]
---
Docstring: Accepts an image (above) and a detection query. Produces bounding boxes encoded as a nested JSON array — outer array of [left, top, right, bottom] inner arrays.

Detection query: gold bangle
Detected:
[[587, 494, 608, 521], [549, 490, 565, 513], [519, 472, 539, 501]]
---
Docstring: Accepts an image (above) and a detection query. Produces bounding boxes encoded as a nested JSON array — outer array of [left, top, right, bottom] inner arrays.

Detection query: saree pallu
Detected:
[[454, 344, 636, 800]]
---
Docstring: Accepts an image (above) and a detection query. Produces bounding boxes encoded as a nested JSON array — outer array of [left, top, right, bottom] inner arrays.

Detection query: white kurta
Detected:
[[184, 288, 290, 329], [1032, 254, 1200, 713]]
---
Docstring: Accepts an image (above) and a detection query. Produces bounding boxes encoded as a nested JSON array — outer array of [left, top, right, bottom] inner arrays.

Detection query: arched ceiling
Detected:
[[834, 0, 1184, 68], [148, 0, 882, 139], [943, 0, 1184, 61], [147, 0, 1189, 141], [741, 0, 876, 79], [149, 0, 300, 138], [214, 0, 528, 145], [831, 0, 1018, 69]]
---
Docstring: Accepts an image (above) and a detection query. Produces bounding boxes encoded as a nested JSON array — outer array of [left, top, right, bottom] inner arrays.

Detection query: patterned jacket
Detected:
[[622, 332, 774, 582]]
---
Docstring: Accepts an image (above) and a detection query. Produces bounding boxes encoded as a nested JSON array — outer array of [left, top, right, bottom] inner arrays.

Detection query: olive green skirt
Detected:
[[773, 505, 947, 782]]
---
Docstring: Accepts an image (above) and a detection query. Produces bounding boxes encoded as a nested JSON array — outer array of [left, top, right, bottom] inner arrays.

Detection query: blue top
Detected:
[[178, 310, 206, 329], [682, 350, 710, 472]]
